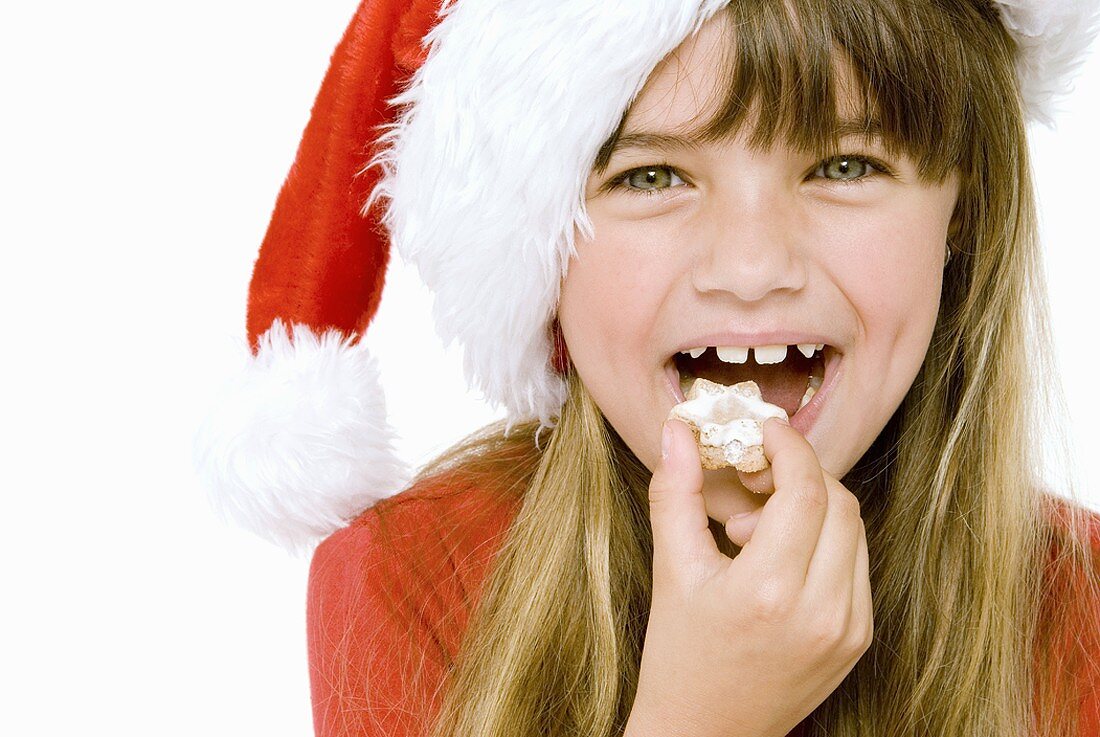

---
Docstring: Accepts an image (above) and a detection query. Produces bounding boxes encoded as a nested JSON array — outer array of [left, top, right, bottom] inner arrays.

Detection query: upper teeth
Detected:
[[680, 343, 825, 364]]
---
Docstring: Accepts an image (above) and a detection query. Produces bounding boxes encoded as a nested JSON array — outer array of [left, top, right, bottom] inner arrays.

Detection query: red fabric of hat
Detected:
[[247, 0, 443, 352]]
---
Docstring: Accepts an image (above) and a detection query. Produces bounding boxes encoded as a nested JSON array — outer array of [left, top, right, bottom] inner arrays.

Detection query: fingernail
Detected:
[[661, 421, 673, 459], [729, 511, 752, 522]]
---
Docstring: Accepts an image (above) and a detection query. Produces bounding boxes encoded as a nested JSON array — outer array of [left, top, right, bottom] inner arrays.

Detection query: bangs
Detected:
[[595, 0, 1010, 184]]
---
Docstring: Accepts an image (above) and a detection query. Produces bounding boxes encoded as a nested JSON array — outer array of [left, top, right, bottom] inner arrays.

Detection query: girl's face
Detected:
[[557, 14, 960, 523]]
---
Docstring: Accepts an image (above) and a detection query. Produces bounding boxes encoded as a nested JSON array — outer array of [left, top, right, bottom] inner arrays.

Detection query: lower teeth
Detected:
[[797, 384, 817, 411], [797, 368, 825, 412]]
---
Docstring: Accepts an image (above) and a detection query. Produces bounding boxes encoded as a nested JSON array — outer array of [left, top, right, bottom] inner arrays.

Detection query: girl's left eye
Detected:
[[606, 164, 687, 198], [605, 154, 895, 198], [812, 154, 894, 185]]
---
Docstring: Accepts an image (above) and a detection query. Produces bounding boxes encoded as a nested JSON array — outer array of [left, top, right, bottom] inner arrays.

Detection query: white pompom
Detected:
[[192, 320, 410, 556]]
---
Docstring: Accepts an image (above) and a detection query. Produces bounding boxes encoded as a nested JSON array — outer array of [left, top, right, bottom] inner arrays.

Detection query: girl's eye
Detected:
[[607, 164, 686, 198], [813, 154, 893, 184], [604, 154, 894, 197]]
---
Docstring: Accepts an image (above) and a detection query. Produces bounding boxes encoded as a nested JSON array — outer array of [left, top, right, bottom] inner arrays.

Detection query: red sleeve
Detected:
[[307, 511, 449, 737], [1075, 511, 1100, 735], [1041, 498, 1100, 735], [306, 483, 519, 737]]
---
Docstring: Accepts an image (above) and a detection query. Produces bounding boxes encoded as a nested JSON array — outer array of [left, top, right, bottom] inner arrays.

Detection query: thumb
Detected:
[[648, 419, 720, 584], [724, 508, 762, 549]]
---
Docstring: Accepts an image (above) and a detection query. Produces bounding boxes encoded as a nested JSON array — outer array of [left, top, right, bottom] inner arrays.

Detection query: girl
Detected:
[[194, 0, 1100, 735]]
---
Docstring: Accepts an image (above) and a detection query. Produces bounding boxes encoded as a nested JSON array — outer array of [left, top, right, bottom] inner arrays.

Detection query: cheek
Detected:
[[839, 203, 949, 356], [856, 239, 941, 316], [559, 222, 677, 351]]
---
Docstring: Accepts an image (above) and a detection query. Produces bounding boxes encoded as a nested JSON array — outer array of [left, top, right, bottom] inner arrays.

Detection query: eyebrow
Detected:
[[606, 117, 885, 158]]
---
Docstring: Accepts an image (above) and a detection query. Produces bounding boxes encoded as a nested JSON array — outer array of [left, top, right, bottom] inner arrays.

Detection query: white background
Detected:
[[2, 2, 1097, 735]]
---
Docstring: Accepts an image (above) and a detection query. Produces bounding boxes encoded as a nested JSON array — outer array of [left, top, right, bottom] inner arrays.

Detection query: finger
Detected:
[[724, 507, 762, 549], [648, 419, 721, 585], [852, 518, 873, 643], [737, 465, 774, 495], [804, 472, 862, 609], [732, 417, 829, 588]]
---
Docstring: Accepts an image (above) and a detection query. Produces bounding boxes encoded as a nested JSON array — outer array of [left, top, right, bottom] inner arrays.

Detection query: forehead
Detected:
[[611, 11, 875, 159], [625, 13, 733, 135], [591, 3, 971, 185]]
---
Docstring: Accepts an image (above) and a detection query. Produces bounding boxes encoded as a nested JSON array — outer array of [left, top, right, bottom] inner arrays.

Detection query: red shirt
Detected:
[[307, 478, 1100, 736]]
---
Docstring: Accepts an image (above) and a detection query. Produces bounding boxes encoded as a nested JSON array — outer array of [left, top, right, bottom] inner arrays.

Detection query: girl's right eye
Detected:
[[604, 154, 895, 197], [606, 164, 687, 198], [812, 153, 895, 185]]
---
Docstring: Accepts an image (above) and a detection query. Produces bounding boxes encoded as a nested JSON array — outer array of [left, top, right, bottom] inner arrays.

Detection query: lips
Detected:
[[788, 347, 841, 435], [664, 346, 842, 436], [672, 346, 825, 417]]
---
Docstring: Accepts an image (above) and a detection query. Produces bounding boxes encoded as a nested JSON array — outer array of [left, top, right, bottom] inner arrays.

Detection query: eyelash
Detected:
[[605, 154, 896, 198]]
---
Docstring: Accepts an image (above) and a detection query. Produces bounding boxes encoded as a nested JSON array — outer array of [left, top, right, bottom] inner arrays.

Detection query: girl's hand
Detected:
[[625, 417, 873, 737]]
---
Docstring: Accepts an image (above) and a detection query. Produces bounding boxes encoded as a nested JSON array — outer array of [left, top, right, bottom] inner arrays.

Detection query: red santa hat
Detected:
[[193, 0, 1100, 555]]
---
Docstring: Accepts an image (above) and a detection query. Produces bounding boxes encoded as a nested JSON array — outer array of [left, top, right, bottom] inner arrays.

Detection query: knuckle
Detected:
[[647, 487, 662, 506], [844, 618, 873, 655], [746, 578, 795, 620], [791, 480, 828, 515], [808, 608, 850, 650], [647, 479, 673, 506], [830, 488, 862, 519], [861, 607, 875, 647], [861, 622, 875, 652]]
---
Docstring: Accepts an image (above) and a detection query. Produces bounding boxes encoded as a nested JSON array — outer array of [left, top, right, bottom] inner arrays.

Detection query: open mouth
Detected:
[[667, 344, 838, 419]]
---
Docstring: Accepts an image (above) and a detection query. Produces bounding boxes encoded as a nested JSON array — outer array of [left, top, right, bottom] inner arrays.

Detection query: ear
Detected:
[[945, 172, 968, 249], [550, 317, 571, 376]]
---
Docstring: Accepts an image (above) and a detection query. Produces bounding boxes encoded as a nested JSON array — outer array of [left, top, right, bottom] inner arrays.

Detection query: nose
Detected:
[[691, 185, 807, 302]]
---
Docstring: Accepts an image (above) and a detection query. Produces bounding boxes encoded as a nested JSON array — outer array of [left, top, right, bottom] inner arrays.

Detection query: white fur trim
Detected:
[[365, 0, 729, 433], [362, 0, 1097, 439], [994, 0, 1100, 126], [192, 320, 410, 555]]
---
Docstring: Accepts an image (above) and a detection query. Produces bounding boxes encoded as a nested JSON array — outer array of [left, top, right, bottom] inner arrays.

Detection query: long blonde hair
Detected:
[[372, 2, 1100, 735]]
